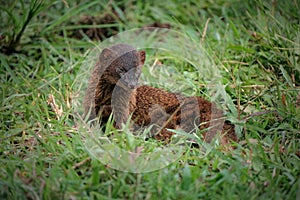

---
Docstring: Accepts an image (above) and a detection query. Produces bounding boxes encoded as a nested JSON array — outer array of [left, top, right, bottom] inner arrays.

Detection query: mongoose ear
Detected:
[[139, 50, 146, 65], [100, 48, 113, 61]]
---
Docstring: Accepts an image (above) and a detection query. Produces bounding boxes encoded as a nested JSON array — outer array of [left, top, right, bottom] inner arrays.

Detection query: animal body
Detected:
[[84, 44, 237, 145]]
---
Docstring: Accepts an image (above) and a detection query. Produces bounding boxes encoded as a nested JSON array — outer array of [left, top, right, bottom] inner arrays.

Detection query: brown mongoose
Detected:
[[83, 44, 238, 145]]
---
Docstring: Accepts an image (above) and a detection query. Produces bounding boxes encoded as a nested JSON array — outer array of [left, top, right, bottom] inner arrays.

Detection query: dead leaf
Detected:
[[47, 94, 63, 120]]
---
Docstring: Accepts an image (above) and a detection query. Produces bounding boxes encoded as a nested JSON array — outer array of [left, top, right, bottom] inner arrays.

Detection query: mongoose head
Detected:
[[99, 44, 146, 89]]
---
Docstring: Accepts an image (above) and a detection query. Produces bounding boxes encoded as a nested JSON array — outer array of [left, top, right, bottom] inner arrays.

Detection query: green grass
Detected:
[[1, 0, 299, 199]]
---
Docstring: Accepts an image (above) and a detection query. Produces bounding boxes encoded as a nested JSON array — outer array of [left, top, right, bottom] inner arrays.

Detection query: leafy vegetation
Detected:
[[0, 0, 299, 199]]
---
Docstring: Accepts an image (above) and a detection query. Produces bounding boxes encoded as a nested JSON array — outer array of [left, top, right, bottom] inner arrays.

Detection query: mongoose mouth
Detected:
[[117, 80, 138, 89]]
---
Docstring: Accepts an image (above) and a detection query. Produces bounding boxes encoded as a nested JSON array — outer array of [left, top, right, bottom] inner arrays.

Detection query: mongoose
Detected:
[[84, 44, 238, 145]]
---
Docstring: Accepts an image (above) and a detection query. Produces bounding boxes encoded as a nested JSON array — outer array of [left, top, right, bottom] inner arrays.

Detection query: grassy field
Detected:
[[1, 0, 300, 199]]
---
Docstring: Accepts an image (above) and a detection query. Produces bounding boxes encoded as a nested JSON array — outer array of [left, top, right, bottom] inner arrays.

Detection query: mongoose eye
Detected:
[[116, 67, 126, 75]]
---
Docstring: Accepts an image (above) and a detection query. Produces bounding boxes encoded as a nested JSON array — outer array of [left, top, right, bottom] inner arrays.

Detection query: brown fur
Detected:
[[84, 44, 238, 145]]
